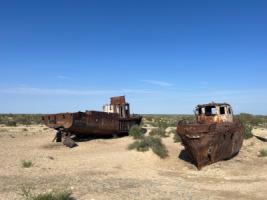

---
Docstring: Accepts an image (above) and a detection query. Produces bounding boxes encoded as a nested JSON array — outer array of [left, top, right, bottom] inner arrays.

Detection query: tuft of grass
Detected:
[[20, 186, 73, 200], [258, 149, 267, 157], [23, 128, 28, 132], [149, 127, 168, 137], [128, 136, 168, 158], [244, 124, 253, 139], [129, 125, 144, 139], [22, 160, 33, 168], [30, 191, 72, 200]]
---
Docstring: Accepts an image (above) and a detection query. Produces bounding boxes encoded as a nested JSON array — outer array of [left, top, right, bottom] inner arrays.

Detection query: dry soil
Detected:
[[0, 125, 267, 200]]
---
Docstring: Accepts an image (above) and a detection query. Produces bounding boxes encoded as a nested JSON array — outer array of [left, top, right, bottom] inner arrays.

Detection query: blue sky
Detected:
[[0, 0, 266, 114]]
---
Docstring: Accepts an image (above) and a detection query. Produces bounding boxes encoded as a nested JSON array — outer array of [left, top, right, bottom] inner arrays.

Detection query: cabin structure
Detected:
[[195, 102, 233, 124], [103, 96, 130, 118]]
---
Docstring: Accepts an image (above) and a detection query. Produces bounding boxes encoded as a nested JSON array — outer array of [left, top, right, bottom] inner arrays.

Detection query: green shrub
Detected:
[[149, 127, 168, 137], [244, 124, 253, 139], [149, 136, 168, 158], [22, 160, 33, 168], [173, 134, 181, 143], [30, 191, 72, 200], [128, 140, 149, 152], [259, 149, 267, 157], [129, 125, 143, 139], [139, 119, 145, 127], [20, 186, 73, 200], [128, 136, 168, 158], [238, 113, 264, 126], [6, 121, 17, 126]]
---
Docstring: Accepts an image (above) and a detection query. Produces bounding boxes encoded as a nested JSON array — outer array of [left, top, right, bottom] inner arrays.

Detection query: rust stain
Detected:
[[177, 102, 244, 169], [43, 96, 142, 147], [110, 96, 126, 105]]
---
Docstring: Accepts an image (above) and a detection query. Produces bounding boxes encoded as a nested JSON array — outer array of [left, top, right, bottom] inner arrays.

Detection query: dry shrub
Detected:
[[259, 149, 267, 157], [129, 125, 144, 139], [128, 136, 168, 158]]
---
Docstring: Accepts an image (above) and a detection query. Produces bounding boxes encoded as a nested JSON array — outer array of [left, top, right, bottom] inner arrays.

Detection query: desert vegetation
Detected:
[[173, 133, 181, 143], [128, 135, 168, 158], [244, 124, 253, 139], [20, 186, 73, 200], [258, 149, 267, 157], [21, 160, 33, 168], [128, 125, 169, 158], [149, 127, 168, 137], [0, 114, 42, 126], [237, 113, 267, 127], [128, 125, 144, 139], [143, 114, 195, 128]]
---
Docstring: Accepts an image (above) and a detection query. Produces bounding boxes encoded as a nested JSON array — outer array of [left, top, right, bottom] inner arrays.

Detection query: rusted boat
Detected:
[[177, 103, 244, 169], [43, 96, 142, 147]]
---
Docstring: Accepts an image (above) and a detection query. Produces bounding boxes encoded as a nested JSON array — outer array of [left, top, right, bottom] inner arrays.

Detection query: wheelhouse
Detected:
[[195, 103, 233, 124]]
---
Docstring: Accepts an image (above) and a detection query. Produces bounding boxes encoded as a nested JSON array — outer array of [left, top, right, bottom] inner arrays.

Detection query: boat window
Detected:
[[212, 107, 217, 115], [228, 107, 232, 114], [62, 115, 65, 119], [220, 107, 225, 115], [198, 107, 202, 114], [205, 106, 216, 116]]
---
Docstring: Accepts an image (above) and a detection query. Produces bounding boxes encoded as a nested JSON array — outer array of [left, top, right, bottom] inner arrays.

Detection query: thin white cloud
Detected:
[[0, 87, 156, 96], [57, 75, 72, 80], [141, 80, 173, 87], [199, 81, 209, 85]]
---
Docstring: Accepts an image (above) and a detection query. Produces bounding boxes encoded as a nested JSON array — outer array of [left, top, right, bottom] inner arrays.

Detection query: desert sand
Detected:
[[0, 125, 267, 200]]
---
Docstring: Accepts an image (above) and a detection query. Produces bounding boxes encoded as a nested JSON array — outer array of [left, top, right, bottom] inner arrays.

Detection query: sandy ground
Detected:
[[0, 125, 267, 200]]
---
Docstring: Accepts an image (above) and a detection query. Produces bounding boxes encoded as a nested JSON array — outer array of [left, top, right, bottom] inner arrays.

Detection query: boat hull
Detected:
[[177, 120, 244, 169], [43, 111, 142, 137]]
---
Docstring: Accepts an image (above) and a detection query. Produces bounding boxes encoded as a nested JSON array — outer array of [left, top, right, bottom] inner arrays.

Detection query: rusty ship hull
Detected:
[[43, 111, 142, 137], [177, 120, 244, 169]]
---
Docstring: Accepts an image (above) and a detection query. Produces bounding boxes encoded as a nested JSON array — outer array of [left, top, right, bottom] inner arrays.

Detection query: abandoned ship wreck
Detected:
[[42, 96, 142, 147], [177, 102, 244, 169]]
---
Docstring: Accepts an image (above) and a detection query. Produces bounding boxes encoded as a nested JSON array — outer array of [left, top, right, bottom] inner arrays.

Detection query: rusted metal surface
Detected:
[[111, 96, 126, 105], [43, 96, 142, 147], [196, 102, 233, 124], [177, 103, 244, 169], [43, 111, 121, 136]]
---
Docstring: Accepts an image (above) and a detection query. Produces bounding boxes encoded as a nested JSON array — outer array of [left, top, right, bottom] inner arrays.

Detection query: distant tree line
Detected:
[[0, 114, 43, 126]]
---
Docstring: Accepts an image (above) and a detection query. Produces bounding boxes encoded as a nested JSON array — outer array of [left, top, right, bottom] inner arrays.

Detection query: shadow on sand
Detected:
[[73, 133, 129, 143], [178, 149, 196, 167]]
